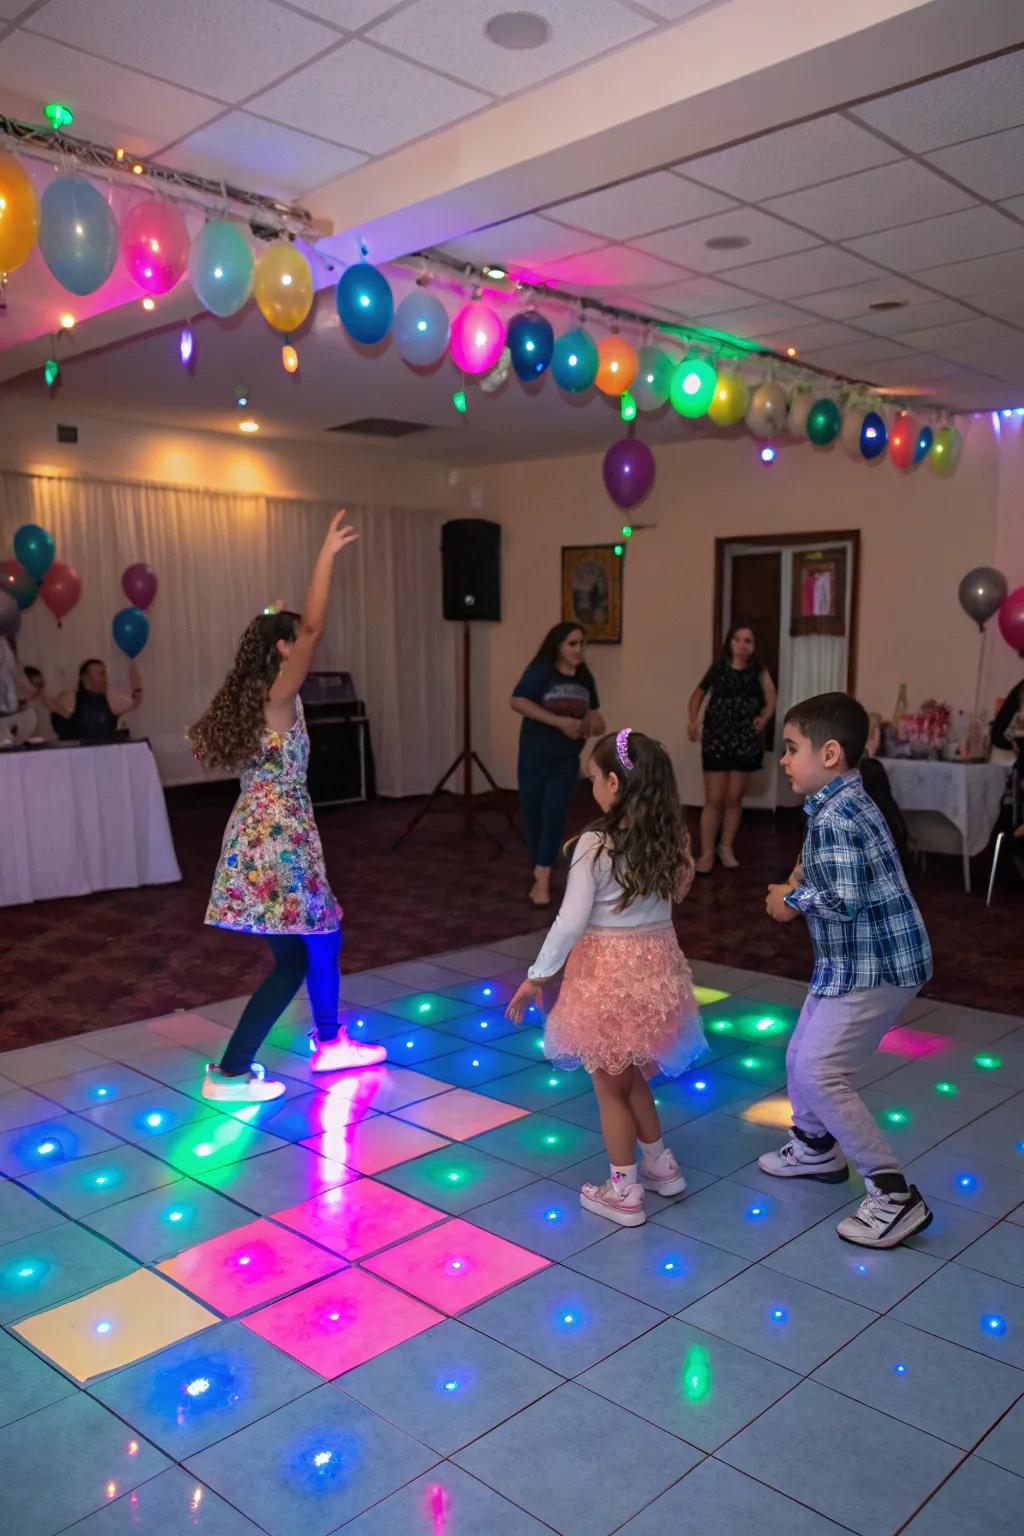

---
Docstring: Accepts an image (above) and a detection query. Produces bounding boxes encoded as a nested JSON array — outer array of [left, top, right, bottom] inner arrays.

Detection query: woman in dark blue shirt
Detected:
[[512, 622, 605, 907]]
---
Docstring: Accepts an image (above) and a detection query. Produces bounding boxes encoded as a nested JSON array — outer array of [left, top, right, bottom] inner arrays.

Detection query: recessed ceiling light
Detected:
[[485, 10, 552, 49], [705, 234, 751, 251], [238, 419, 260, 434], [868, 299, 907, 312]]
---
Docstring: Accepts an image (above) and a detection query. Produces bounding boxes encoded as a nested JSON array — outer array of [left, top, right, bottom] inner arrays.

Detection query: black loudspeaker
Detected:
[[306, 718, 374, 806], [442, 519, 501, 621]]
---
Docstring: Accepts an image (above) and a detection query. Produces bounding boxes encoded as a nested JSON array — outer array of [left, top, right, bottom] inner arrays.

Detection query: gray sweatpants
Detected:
[[787, 984, 920, 1177]]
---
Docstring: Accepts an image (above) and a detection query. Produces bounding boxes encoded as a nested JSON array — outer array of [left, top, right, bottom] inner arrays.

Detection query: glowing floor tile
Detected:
[[699, 1000, 800, 1042], [274, 1179, 443, 1260], [32, 1063, 156, 1112], [83, 1179, 254, 1264], [693, 986, 730, 1005], [741, 1093, 795, 1129], [142, 1115, 289, 1176], [0, 1177, 66, 1245], [363, 1217, 549, 1313], [302, 1115, 448, 1175], [13, 1268, 218, 1382], [0, 1113, 121, 1176], [466, 1114, 605, 1176], [158, 1218, 344, 1316], [192, 1142, 357, 1214], [19, 1144, 178, 1217], [442, 977, 517, 1007], [243, 1265, 442, 1376], [145, 1012, 232, 1047], [879, 1026, 956, 1058], [308, 1065, 451, 1120], [378, 992, 478, 1025], [0, 1222, 136, 1324], [436, 1007, 521, 1044], [392, 1088, 528, 1141], [79, 1087, 212, 1144]]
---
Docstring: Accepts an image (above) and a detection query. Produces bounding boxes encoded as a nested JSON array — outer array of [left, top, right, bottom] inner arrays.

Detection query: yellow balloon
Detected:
[[707, 371, 748, 426], [0, 149, 40, 275], [253, 243, 314, 332], [929, 424, 961, 477]]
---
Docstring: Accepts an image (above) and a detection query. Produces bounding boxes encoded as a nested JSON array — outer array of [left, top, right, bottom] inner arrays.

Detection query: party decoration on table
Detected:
[[122, 563, 158, 610], [112, 606, 150, 658], [0, 558, 37, 609], [707, 369, 749, 427], [603, 435, 655, 510], [0, 148, 40, 274], [860, 410, 888, 461], [958, 567, 1007, 630], [507, 308, 554, 379], [929, 424, 961, 477], [840, 404, 866, 458], [889, 413, 918, 470], [0, 590, 20, 638], [785, 386, 814, 439], [13, 523, 54, 583], [997, 586, 1024, 656], [479, 346, 512, 394], [913, 423, 934, 464], [806, 396, 841, 446], [746, 379, 787, 437], [551, 325, 598, 392], [253, 243, 314, 332], [632, 345, 673, 412], [120, 198, 190, 294], [393, 287, 450, 367], [595, 334, 638, 396], [188, 219, 253, 317], [336, 259, 394, 346], [670, 355, 717, 418], [450, 298, 506, 374], [39, 176, 118, 295], [39, 561, 81, 625]]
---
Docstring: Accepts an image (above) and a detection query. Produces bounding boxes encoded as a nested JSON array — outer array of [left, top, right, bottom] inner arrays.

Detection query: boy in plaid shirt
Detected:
[[761, 692, 933, 1248]]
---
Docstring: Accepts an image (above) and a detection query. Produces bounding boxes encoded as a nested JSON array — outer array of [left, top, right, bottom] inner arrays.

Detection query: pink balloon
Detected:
[[998, 586, 1024, 656], [40, 561, 81, 622], [120, 198, 190, 294], [450, 301, 506, 374], [122, 561, 158, 609]]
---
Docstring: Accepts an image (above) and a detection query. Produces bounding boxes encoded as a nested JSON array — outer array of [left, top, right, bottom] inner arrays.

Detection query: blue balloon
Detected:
[[337, 262, 394, 345], [393, 288, 449, 366], [860, 410, 888, 460], [507, 310, 554, 379], [112, 606, 149, 659], [188, 220, 254, 317], [39, 176, 118, 296], [551, 326, 598, 392], [13, 522, 54, 583], [913, 424, 934, 464]]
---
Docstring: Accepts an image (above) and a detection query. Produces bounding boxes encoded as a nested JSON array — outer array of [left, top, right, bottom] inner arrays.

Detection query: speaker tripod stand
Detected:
[[393, 621, 520, 852]]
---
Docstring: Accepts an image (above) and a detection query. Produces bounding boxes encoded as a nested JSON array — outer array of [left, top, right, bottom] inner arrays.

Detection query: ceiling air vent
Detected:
[[327, 418, 429, 438]]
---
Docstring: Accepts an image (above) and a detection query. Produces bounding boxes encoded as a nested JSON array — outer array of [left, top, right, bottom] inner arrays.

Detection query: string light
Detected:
[[452, 388, 468, 414], [281, 342, 299, 374], [44, 356, 60, 387], [620, 390, 637, 422], [44, 101, 74, 131], [760, 445, 777, 464], [59, 312, 75, 330], [141, 297, 155, 312], [238, 420, 259, 434], [179, 326, 194, 366], [132, 161, 145, 176]]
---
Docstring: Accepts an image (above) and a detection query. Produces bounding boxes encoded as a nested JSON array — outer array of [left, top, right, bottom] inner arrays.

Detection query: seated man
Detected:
[[50, 657, 144, 742]]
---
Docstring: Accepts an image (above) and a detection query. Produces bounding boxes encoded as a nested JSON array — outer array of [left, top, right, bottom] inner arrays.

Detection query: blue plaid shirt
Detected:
[[785, 772, 932, 997]]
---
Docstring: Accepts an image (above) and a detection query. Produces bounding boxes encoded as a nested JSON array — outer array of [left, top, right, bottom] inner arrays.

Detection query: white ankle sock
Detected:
[[638, 1137, 666, 1163], [611, 1162, 638, 1187]]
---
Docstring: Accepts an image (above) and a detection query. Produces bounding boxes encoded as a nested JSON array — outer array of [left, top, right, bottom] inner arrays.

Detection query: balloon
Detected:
[[0, 590, 20, 638], [806, 397, 841, 446], [393, 288, 450, 366], [632, 345, 673, 412], [786, 390, 814, 439], [120, 198, 190, 294], [930, 424, 961, 476], [188, 219, 253, 317], [595, 334, 638, 396], [253, 243, 314, 333], [122, 562, 158, 610], [747, 381, 787, 438], [913, 423, 934, 464], [13, 523, 54, 582], [860, 410, 888, 461], [551, 326, 598, 392], [113, 606, 150, 659], [707, 370, 749, 427], [0, 559, 37, 609], [0, 148, 40, 274], [889, 413, 918, 470], [336, 261, 394, 345], [40, 561, 81, 623], [603, 436, 655, 510], [841, 405, 866, 458], [507, 309, 554, 379], [39, 176, 118, 295], [670, 356, 717, 418], [958, 567, 1007, 630], [450, 300, 505, 374], [998, 587, 1024, 656]]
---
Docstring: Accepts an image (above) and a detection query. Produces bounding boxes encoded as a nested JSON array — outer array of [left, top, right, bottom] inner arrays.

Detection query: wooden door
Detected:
[[729, 551, 781, 689]]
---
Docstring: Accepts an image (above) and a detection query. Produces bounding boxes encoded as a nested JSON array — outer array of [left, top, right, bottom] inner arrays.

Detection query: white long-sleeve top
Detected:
[[529, 830, 693, 980]]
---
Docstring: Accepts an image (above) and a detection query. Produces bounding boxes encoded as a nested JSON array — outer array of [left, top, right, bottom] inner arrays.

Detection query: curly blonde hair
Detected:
[[573, 731, 692, 910], [188, 611, 299, 771]]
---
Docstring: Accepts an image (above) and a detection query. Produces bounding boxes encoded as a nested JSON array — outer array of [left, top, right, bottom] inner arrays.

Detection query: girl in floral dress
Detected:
[[188, 511, 385, 1102]]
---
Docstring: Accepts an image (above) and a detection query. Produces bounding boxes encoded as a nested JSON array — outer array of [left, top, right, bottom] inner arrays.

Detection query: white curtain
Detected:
[[784, 634, 847, 716], [0, 472, 457, 795]]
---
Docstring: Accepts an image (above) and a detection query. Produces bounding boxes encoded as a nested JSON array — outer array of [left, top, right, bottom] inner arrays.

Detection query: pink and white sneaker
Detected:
[[639, 1148, 687, 1197], [580, 1175, 646, 1227], [311, 1034, 387, 1073]]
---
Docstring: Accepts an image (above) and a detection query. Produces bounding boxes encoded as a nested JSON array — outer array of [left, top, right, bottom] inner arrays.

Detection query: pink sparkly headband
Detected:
[[616, 728, 634, 771]]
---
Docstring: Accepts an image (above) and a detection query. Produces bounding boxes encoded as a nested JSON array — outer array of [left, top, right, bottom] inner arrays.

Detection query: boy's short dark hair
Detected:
[[784, 692, 869, 768]]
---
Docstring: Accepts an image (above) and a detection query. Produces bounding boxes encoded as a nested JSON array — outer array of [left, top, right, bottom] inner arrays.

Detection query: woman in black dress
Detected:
[[687, 624, 776, 873]]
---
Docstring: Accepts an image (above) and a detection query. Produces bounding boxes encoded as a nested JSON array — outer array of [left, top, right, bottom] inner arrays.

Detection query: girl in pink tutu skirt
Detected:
[[507, 728, 706, 1227]]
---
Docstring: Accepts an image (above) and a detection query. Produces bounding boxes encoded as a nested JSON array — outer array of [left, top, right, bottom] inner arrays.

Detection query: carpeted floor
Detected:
[[3, 781, 1022, 1051]]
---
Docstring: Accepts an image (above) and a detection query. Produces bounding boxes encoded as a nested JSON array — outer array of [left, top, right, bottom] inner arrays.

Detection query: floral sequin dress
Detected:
[[206, 699, 341, 935]]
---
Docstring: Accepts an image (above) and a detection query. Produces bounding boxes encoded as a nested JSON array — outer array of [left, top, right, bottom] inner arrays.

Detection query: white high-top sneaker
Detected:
[[758, 1135, 849, 1183]]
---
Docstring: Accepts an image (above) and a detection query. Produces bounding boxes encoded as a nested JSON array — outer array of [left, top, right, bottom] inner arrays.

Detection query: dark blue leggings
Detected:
[[519, 760, 580, 868], [219, 929, 341, 1076]]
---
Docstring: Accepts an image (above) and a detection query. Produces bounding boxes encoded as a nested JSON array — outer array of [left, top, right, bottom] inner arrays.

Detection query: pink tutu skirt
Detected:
[[543, 924, 706, 1078]]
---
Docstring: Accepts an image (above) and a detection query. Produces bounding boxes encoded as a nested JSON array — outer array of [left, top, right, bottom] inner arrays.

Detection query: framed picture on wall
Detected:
[[790, 546, 848, 637], [561, 544, 623, 644]]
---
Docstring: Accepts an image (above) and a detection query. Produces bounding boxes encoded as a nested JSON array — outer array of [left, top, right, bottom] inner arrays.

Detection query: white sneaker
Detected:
[[201, 1062, 285, 1102], [836, 1183, 932, 1248], [580, 1176, 646, 1227], [639, 1148, 687, 1197], [311, 1034, 387, 1073], [758, 1136, 849, 1184]]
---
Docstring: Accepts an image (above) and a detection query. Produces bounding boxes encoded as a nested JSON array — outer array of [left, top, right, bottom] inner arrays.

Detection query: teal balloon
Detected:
[[393, 288, 449, 365], [551, 326, 598, 392], [913, 424, 934, 464], [188, 220, 254, 317], [508, 310, 554, 379], [337, 262, 394, 345], [632, 345, 673, 411], [112, 606, 149, 659], [13, 522, 54, 582], [39, 176, 118, 296]]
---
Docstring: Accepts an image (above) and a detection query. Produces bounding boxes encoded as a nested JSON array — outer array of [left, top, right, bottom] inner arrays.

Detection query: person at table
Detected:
[[992, 678, 1024, 768], [687, 623, 776, 874], [49, 657, 144, 742], [512, 622, 606, 909], [20, 667, 57, 742]]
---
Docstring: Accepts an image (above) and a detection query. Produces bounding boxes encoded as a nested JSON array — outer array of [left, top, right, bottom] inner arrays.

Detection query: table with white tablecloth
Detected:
[[880, 758, 1010, 893], [0, 740, 182, 906]]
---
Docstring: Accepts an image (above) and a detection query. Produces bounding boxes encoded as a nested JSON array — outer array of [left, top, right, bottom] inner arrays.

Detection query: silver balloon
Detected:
[[746, 380, 787, 438], [958, 566, 1008, 629], [0, 590, 21, 637], [786, 389, 814, 439]]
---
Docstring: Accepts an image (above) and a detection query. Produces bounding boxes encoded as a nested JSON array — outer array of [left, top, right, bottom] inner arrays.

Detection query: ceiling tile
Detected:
[[935, 336, 1024, 382], [539, 245, 687, 289], [803, 336, 914, 369], [1000, 195, 1024, 222], [248, 38, 489, 154], [548, 172, 734, 240], [679, 113, 899, 201], [636, 208, 818, 272], [912, 248, 1024, 297], [755, 319, 864, 352], [850, 52, 1024, 152], [971, 287, 1024, 325], [845, 206, 1024, 271], [281, 0, 408, 26], [764, 160, 976, 241], [700, 302, 816, 339], [26, 0, 339, 102], [636, 275, 766, 318], [441, 215, 604, 271], [626, 0, 716, 17], [0, 0, 44, 14], [161, 111, 366, 199], [895, 316, 1010, 354], [796, 275, 936, 320], [926, 125, 1024, 202], [724, 245, 886, 300], [367, 0, 652, 95], [856, 297, 977, 337], [855, 353, 958, 389]]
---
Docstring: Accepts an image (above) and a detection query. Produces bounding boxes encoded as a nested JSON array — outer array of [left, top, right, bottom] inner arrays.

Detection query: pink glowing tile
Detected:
[[273, 1178, 443, 1259], [314, 1065, 452, 1115], [301, 1115, 448, 1175], [157, 1217, 343, 1314], [145, 1012, 231, 1047], [363, 1217, 549, 1313], [879, 1026, 955, 1058], [392, 1088, 528, 1141], [243, 1266, 441, 1376]]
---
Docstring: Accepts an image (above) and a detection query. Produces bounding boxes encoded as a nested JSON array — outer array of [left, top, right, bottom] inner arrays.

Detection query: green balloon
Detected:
[[807, 397, 841, 446]]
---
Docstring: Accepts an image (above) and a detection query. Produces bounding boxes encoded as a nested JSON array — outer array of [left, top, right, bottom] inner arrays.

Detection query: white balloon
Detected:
[[746, 381, 788, 438]]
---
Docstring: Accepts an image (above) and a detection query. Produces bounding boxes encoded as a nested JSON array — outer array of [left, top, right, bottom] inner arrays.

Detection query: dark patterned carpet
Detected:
[[3, 782, 1022, 1050]]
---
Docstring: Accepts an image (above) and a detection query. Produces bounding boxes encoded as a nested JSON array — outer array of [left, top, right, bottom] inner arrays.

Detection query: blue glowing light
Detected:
[[693, 1080, 707, 1091], [894, 1362, 908, 1375], [167, 1209, 185, 1223], [958, 1174, 977, 1191], [661, 1258, 680, 1274], [561, 1312, 576, 1325], [544, 1208, 562, 1222], [441, 1379, 459, 1393], [856, 1264, 868, 1274], [747, 1205, 765, 1219], [16, 1264, 36, 1279], [312, 1449, 334, 1468], [144, 1113, 164, 1129], [405, 1040, 414, 1049], [479, 1020, 489, 1029], [95, 1087, 110, 1098], [95, 1321, 112, 1335], [483, 987, 493, 997], [471, 1058, 480, 1067], [186, 1376, 210, 1397], [771, 1307, 786, 1322], [37, 1140, 58, 1156], [760, 446, 777, 464], [982, 1314, 1007, 1336]]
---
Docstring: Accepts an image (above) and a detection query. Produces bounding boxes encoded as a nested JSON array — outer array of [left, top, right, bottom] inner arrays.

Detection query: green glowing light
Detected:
[[884, 1108, 910, 1126], [44, 357, 60, 387], [682, 1344, 711, 1402], [935, 1081, 958, 1095], [452, 389, 468, 414], [613, 544, 624, 556], [620, 391, 637, 422], [974, 1054, 1001, 1070], [44, 101, 74, 131]]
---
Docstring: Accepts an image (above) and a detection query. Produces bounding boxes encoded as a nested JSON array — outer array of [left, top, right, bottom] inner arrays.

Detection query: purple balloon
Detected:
[[122, 562, 158, 610], [602, 436, 655, 510]]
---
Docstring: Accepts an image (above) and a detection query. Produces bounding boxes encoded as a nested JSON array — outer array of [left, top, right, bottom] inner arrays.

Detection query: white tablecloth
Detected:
[[0, 741, 182, 906]]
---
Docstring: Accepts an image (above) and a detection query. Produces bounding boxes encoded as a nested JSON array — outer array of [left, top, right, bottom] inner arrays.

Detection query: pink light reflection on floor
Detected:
[[157, 1217, 344, 1315], [272, 1177, 443, 1260], [301, 1115, 449, 1175], [878, 1026, 955, 1058], [392, 1087, 528, 1141], [362, 1217, 549, 1313], [242, 1266, 442, 1376]]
